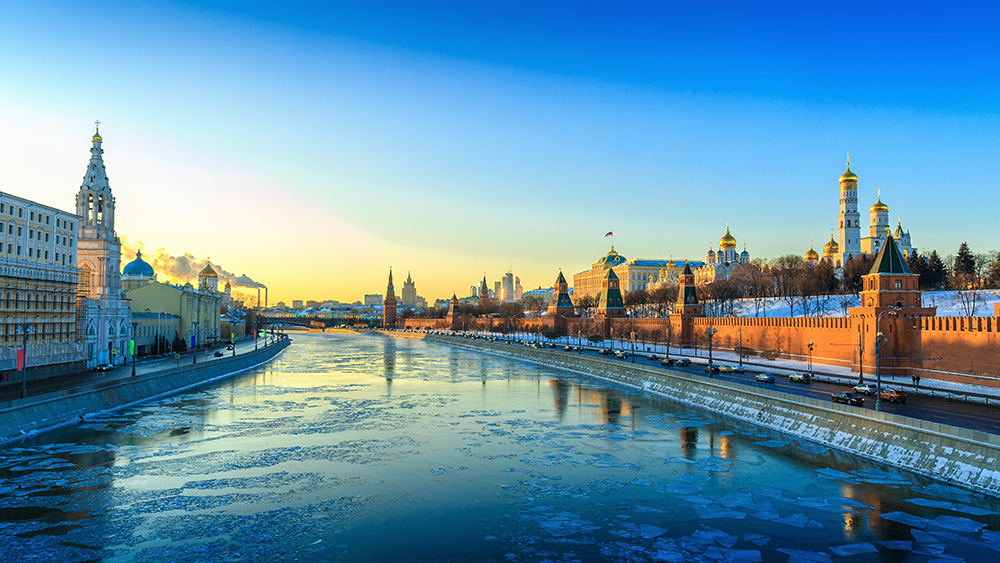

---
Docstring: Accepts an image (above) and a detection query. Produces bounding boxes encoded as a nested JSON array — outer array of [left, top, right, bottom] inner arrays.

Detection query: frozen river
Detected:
[[2, 332, 999, 562]]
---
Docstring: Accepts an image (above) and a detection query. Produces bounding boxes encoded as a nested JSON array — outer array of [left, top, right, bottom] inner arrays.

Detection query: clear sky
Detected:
[[2, 1, 998, 305]]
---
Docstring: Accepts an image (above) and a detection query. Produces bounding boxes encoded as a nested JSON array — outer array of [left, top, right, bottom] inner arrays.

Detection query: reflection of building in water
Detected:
[[569, 386, 634, 424], [680, 427, 699, 457], [548, 379, 571, 420], [383, 339, 395, 374]]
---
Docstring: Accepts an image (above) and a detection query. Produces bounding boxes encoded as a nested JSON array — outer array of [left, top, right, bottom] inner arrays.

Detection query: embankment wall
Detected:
[[0, 338, 291, 445], [411, 334, 1000, 496]]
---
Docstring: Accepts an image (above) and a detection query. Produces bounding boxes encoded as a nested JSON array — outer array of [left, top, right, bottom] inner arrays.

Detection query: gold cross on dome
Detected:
[[846, 152, 850, 166], [95, 120, 100, 129]]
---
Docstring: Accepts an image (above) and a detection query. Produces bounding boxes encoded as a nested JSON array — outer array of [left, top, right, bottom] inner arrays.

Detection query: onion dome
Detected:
[[804, 241, 819, 262], [198, 264, 218, 278], [870, 195, 889, 213], [600, 248, 627, 265], [122, 250, 154, 277], [839, 155, 857, 184], [719, 224, 737, 249], [92, 122, 102, 143], [823, 233, 840, 258]]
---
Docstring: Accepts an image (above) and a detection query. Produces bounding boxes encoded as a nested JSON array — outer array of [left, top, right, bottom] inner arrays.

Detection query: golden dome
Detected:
[[805, 244, 820, 262], [92, 120, 102, 142], [823, 234, 839, 257], [719, 224, 737, 249], [870, 197, 889, 213], [839, 166, 857, 184]]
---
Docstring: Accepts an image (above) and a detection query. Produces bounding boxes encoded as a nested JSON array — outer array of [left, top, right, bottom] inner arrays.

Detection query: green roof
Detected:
[[869, 235, 911, 275]]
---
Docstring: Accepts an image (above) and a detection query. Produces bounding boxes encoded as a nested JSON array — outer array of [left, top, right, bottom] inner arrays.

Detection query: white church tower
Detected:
[[76, 122, 132, 367], [836, 154, 862, 266]]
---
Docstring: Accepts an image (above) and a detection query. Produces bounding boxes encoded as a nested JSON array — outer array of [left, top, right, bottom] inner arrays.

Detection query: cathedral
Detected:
[[823, 156, 914, 267], [695, 223, 751, 284], [76, 123, 133, 367]]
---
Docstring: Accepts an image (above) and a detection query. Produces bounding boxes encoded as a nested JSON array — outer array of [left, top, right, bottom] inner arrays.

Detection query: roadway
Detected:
[[452, 334, 1000, 436], [0, 335, 284, 403]]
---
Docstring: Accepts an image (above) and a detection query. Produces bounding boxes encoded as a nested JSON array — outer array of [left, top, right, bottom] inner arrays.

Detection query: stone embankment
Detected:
[[418, 334, 1000, 496], [0, 338, 290, 445]]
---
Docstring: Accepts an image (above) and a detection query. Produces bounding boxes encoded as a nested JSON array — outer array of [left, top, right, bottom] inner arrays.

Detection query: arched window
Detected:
[[87, 194, 94, 221], [97, 196, 104, 222]]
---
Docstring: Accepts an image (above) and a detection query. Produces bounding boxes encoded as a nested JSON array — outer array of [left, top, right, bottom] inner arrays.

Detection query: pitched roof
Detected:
[[869, 234, 912, 275]]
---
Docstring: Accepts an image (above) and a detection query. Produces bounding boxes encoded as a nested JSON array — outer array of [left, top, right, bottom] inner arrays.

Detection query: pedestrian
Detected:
[[915, 375, 921, 387], [912, 375, 917, 386]]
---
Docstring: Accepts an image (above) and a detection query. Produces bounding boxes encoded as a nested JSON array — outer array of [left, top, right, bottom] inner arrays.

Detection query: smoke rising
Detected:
[[121, 240, 266, 288]]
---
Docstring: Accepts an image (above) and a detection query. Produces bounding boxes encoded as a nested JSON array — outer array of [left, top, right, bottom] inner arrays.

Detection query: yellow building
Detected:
[[574, 247, 704, 300], [123, 253, 222, 350]]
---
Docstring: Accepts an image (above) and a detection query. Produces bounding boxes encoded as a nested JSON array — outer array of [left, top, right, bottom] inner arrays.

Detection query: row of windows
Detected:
[[0, 244, 74, 265], [1, 291, 76, 311], [0, 323, 74, 341]]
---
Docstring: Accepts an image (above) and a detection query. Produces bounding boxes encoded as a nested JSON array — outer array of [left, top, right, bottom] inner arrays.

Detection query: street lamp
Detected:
[[807, 342, 814, 378], [738, 326, 743, 368], [706, 327, 717, 376], [875, 307, 900, 412], [131, 322, 139, 377], [630, 330, 636, 364], [16, 323, 35, 399]]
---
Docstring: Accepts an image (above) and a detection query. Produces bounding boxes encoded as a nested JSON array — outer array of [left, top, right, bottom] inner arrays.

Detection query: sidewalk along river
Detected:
[[0, 331, 998, 562]]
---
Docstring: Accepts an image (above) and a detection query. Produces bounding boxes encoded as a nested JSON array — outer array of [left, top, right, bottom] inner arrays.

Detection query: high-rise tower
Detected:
[[837, 155, 862, 265]]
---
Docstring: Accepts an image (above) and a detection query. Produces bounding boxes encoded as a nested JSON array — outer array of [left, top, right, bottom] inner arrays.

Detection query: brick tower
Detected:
[[383, 269, 397, 328], [849, 235, 935, 376], [547, 270, 576, 334], [671, 262, 704, 348]]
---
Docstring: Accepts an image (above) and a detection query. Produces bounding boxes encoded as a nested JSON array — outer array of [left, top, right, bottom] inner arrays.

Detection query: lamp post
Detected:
[[738, 326, 743, 369], [192, 322, 199, 364], [874, 307, 900, 412], [706, 327, 717, 376], [131, 322, 139, 377], [630, 330, 636, 363], [17, 323, 35, 399], [807, 342, 814, 378]]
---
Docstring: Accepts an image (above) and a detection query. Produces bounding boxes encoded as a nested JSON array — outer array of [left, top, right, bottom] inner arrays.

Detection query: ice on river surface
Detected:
[[1, 332, 999, 562]]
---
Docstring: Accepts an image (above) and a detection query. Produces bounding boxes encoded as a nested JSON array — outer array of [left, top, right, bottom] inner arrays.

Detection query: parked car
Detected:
[[675, 359, 692, 367], [755, 373, 775, 383], [646, 354, 659, 361], [214, 350, 225, 357], [93, 364, 113, 372], [831, 392, 865, 406], [880, 388, 908, 403], [704, 364, 720, 374], [789, 372, 813, 383], [598, 349, 612, 355], [853, 383, 879, 395], [660, 358, 675, 366]]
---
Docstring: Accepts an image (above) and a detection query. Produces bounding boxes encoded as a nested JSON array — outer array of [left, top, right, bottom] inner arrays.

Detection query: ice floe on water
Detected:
[[3, 333, 1000, 561]]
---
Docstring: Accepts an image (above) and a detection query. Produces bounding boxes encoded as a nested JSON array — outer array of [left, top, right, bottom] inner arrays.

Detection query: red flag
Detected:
[[16, 349, 24, 371]]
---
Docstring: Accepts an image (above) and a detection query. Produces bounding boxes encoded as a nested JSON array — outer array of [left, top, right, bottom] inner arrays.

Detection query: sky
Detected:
[[2, 1, 998, 305]]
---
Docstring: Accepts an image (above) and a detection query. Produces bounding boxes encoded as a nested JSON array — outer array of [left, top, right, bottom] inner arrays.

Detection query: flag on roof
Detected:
[[604, 231, 613, 237]]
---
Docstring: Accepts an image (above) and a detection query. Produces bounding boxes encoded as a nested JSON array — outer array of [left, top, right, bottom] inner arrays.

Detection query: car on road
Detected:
[[226, 345, 234, 350], [831, 392, 864, 406], [564, 345, 574, 351], [789, 372, 813, 383], [660, 358, 675, 366], [93, 364, 113, 372], [614, 350, 629, 359], [880, 388, 908, 403], [675, 359, 691, 367], [755, 373, 775, 383], [704, 364, 720, 374], [646, 354, 659, 361], [598, 349, 612, 355], [718, 365, 735, 373], [214, 350, 225, 357], [853, 383, 879, 395], [730, 365, 745, 373]]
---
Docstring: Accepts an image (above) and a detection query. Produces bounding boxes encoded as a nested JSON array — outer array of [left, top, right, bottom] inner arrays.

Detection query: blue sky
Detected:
[[1, 1, 998, 302]]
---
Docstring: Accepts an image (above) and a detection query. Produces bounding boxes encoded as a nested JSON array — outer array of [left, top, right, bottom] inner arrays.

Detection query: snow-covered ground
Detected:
[[723, 290, 1000, 319]]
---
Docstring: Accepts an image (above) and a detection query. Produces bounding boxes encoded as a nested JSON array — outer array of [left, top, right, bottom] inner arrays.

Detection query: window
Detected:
[[28, 230, 33, 240], [18, 208, 22, 218], [895, 280, 902, 289], [44, 251, 48, 260], [44, 233, 49, 242], [29, 211, 34, 221], [16, 245, 21, 256], [17, 226, 22, 236], [6, 224, 11, 234], [28, 248, 32, 258], [45, 216, 49, 225], [0, 204, 4, 213]]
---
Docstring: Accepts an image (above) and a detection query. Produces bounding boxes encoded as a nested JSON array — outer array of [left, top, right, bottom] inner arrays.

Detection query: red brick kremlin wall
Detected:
[[403, 312, 1000, 387]]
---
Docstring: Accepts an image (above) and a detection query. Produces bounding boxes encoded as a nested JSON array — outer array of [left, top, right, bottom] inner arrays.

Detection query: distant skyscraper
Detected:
[[401, 272, 417, 307], [501, 272, 514, 303]]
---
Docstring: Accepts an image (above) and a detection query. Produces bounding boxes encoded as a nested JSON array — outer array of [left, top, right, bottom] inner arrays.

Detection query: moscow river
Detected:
[[1, 332, 1000, 562]]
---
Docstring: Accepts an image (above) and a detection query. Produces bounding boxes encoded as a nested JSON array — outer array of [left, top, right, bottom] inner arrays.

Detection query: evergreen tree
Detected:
[[907, 252, 930, 289], [926, 251, 948, 290], [954, 242, 976, 276]]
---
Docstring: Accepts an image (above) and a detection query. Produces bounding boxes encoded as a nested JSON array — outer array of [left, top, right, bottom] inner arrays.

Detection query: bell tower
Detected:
[[76, 121, 122, 301]]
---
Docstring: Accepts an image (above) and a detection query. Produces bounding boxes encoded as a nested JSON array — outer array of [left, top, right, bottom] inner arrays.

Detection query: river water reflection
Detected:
[[1, 332, 1000, 562]]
